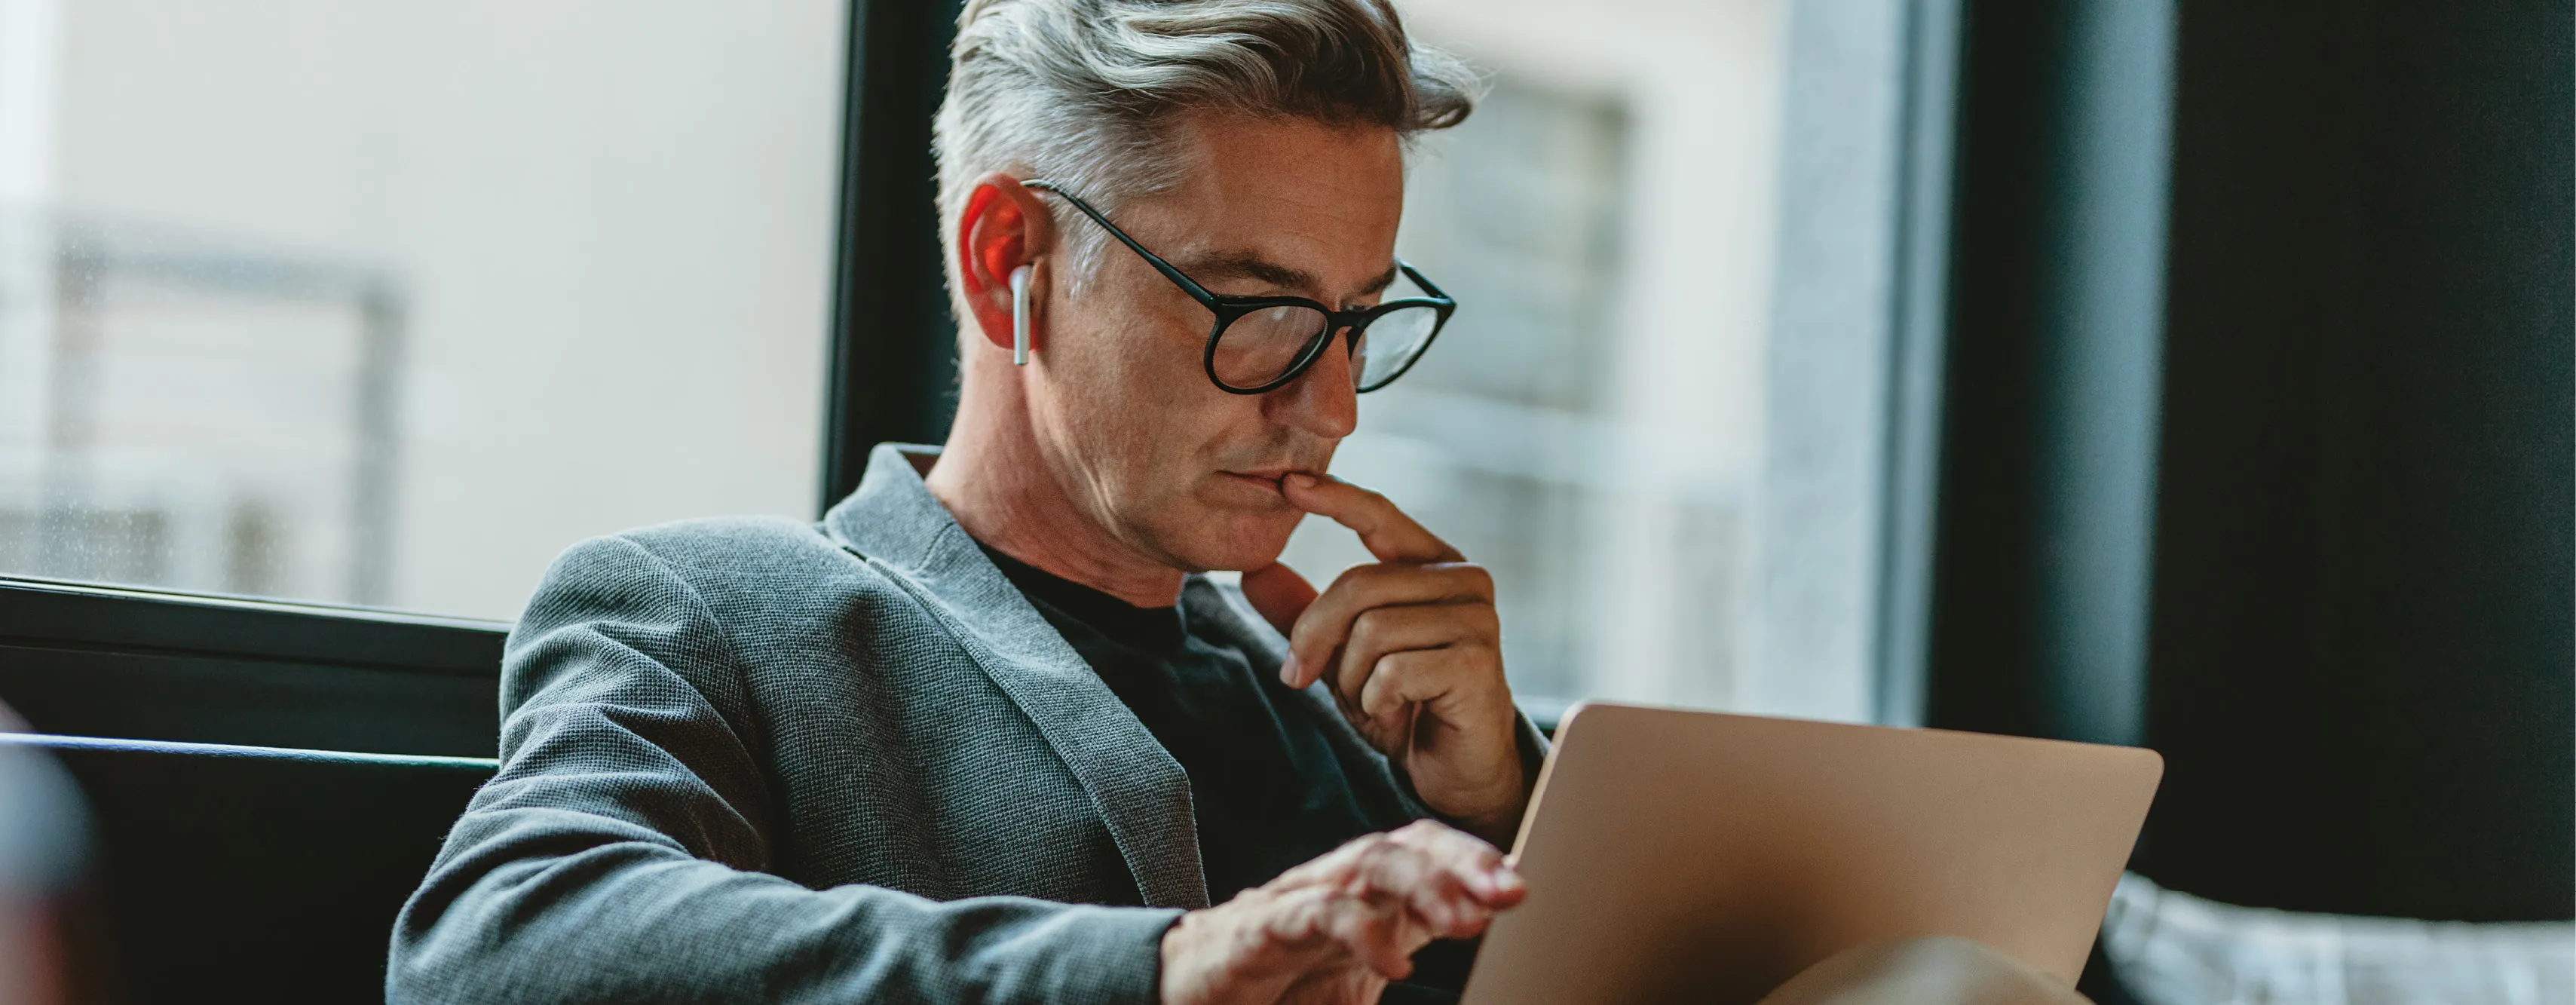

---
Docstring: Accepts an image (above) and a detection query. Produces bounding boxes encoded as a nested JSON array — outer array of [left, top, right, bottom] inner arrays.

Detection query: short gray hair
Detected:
[[934, 0, 1478, 287]]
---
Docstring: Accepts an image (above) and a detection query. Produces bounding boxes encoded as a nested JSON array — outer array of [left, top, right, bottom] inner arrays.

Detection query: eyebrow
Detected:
[[1181, 251, 1404, 303]]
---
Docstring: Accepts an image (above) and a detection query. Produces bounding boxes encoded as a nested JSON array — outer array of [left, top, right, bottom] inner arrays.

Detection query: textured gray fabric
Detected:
[[387, 443, 1451, 1003]]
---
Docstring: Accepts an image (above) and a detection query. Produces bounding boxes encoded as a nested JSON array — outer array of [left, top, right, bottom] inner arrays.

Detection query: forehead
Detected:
[[1127, 111, 1407, 292]]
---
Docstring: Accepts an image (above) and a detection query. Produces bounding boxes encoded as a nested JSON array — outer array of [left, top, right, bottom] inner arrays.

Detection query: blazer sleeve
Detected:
[[387, 535, 1178, 1004]]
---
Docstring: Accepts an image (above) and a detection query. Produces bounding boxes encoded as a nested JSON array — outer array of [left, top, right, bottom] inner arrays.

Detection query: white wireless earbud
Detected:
[[1009, 265, 1034, 366]]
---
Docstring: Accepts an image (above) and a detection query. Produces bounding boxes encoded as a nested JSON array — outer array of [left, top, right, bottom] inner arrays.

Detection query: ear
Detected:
[[957, 173, 1056, 358]]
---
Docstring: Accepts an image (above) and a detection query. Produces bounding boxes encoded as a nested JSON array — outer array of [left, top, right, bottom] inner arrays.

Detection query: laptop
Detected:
[[1459, 703, 2163, 1005]]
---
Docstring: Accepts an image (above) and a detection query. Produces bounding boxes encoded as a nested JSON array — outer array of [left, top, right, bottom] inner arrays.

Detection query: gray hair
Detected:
[[934, 0, 1478, 290]]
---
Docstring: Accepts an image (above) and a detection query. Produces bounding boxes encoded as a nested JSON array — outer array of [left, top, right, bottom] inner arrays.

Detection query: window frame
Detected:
[[821, 0, 968, 508], [0, 575, 503, 757]]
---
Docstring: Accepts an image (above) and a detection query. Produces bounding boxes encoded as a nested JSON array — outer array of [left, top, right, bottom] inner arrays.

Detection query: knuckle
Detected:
[[1343, 562, 1402, 591], [1349, 607, 1390, 642], [1326, 564, 1371, 593], [1299, 852, 1359, 884], [1395, 818, 1450, 840]]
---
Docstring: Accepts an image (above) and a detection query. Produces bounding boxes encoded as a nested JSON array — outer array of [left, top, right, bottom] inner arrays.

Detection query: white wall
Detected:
[[8, 0, 845, 618]]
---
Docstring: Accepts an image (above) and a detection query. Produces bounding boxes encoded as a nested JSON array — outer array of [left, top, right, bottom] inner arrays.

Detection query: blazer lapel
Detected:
[[824, 444, 1211, 909]]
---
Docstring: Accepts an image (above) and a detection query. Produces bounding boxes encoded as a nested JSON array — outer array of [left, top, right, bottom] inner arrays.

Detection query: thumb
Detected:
[[1239, 561, 1318, 638]]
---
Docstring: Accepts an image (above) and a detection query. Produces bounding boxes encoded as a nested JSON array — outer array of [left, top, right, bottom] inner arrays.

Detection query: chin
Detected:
[[1160, 506, 1301, 572]]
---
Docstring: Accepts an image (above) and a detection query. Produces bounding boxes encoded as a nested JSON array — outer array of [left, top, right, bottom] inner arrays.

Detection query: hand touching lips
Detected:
[[1214, 466, 1329, 503], [1239, 472, 1529, 847], [1166, 474, 1536, 1005]]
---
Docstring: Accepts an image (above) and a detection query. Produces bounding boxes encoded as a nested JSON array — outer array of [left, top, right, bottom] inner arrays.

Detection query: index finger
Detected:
[[1386, 820, 1522, 906], [1282, 473, 1463, 564]]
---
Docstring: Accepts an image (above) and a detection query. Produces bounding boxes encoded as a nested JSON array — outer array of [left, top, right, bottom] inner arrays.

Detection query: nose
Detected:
[[1263, 326, 1360, 440]]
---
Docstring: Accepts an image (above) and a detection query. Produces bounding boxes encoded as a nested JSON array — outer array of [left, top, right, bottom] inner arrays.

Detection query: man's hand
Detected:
[[1159, 820, 1524, 1005], [1239, 473, 1528, 845]]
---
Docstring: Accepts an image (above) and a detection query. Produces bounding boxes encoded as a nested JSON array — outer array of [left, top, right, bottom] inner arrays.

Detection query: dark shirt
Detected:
[[979, 544, 1475, 1000], [979, 543, 1383, 901]]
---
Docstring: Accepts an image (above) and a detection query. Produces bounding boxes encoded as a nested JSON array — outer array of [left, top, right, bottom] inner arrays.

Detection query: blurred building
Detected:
[[1283, 0, 1912, 720]]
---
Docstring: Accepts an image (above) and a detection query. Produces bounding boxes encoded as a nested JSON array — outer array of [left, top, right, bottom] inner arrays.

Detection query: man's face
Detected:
[[1025, 111, 1405, 573]]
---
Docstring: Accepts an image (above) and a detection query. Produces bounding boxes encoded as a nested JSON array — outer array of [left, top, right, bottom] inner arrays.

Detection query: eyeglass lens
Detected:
[[1209, 305, 1334, 390], [1210, 304, 1444, 391], [1355, 305, 1440, 391]]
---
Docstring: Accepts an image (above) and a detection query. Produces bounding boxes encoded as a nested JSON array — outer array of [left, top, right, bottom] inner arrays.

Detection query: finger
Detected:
[[1345, 830, 1516, 941], [1356, 647, 1493, 734], [1351, 846, 1487, 945], [1285, 562, 1493, 689], [1270, 886, 1422, 979], [1239, 561, 1319, 638], [1387, 819, 1526, 908], [1273, 829, 1522, 954], [1355, 645, 1514, 735], [1279, 832, 1476, 933], [1288, 824, 1510, 899], [1281, 473, 1463, 564], [1355, 836, 1463, 920], [1323, 896, 1427, 979], [1336, 605, 1496, 719]]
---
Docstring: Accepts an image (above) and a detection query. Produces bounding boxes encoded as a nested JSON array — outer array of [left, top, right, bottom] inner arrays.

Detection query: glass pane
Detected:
[[1277, 0, 1912, 723], [0, 1, 847, 619]]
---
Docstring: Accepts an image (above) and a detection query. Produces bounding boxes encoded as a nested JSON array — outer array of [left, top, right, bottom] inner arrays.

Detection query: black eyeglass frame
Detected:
[[1023, 179, 1457, 394]]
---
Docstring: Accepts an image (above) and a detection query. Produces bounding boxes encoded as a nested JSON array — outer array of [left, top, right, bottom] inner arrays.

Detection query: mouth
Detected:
[[1215, 467, 1316, 499]]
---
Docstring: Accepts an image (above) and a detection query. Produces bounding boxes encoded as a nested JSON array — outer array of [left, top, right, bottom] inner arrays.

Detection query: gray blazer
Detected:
[[388, 443, 1510, 1003]]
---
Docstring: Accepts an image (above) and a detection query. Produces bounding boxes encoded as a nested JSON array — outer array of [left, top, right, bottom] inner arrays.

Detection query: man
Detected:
[[389, 2, 2087, 1002], [394, 1, 1527, 1000]]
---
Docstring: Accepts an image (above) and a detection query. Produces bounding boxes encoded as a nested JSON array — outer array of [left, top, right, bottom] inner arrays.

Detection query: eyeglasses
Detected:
[[1024, 179, 1456, 394]]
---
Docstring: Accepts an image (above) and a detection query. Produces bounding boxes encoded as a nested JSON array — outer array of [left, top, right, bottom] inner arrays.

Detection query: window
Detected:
[[0, 0, 849, 620], [1276, 0, 1925, 722], [3, 0, 1936, 726]]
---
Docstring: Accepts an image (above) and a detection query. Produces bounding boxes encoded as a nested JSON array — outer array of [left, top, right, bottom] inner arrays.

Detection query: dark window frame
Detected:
[[0, 575, 503, 757], [822, 0, 969, 507]]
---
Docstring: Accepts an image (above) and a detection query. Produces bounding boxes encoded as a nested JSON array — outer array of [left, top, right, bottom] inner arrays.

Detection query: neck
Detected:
[[925, 366, 1188, 609]]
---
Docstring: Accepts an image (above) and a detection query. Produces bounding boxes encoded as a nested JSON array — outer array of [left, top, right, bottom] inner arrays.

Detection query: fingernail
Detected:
[[1278, 652, 1300, 686], [1285, 472, 1317, 490]]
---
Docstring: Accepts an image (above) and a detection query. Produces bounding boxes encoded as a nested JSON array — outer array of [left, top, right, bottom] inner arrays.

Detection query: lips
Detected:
[[1216, 468, 1314, 498], [1218, 471, 1285, 492]]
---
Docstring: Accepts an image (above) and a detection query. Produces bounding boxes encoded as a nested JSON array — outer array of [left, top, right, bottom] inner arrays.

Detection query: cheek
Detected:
[[1056, 282, 1205, 398], [1046, 302, 1232, 489]]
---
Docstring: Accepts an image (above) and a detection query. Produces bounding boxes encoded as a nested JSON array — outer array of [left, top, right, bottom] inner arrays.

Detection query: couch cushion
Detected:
[[0, 733, 493, 1003]]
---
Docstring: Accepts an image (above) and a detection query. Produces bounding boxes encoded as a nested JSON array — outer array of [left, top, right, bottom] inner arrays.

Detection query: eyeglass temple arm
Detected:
[[1021, 179, 1224, 306], [1395, 260, 1453, 303], [1030, 179, 1453, 311]]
